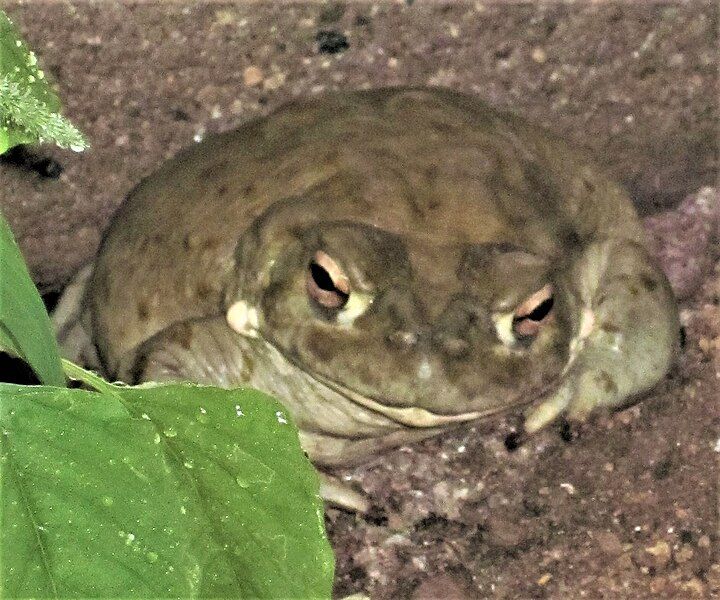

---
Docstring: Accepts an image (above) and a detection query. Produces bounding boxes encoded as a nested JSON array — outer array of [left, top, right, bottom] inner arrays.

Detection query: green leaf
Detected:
[[0, 10, 87, 152], [1, 381, 334, 598], [0, 210, 65, 386]]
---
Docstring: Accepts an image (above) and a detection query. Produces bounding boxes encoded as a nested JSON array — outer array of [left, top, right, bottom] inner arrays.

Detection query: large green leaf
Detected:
[[0, 210, 65, 387], [0, 10, 87, 153], [1, 379, 334, 598]]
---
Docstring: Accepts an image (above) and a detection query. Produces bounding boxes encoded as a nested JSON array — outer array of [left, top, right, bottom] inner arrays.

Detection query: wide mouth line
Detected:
[[307, 370, 490, 428]]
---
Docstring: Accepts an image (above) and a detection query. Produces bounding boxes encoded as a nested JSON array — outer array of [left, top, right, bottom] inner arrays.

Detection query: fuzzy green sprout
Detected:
[[0, 10, 87, 153]]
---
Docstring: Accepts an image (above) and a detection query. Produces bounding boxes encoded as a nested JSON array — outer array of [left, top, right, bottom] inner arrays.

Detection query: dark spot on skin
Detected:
[[199, 161, 229, 180], [243, 352, 255, 377], [582, 177, 595, 193], [597, 370, 618, 395], [560, 228, 583, 250], [182, 233, 193, 251], [600, 321, 621, 333], [640, 274, 658, 293], [195, 280, 213, 302], [217, 185, 228, 196], [137, 299, 149, 321], [201, 237, 219, 251], [239, 360, 254, 381], [679, 326, 687, 349], [169, 322, 194, 350]]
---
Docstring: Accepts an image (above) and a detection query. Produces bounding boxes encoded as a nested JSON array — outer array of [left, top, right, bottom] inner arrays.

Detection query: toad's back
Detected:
[[89, 87, 643, 372]]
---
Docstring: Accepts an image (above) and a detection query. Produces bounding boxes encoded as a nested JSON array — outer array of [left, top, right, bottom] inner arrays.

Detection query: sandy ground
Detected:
[[1, 2, 718, 598]]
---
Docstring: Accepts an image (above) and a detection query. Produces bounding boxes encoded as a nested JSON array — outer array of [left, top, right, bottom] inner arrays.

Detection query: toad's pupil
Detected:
[[525, 296, 554, 322], [310, 262, 343, 294]]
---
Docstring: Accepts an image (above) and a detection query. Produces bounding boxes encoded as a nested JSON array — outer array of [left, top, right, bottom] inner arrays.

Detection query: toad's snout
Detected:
[[381, 291, 494, 361]]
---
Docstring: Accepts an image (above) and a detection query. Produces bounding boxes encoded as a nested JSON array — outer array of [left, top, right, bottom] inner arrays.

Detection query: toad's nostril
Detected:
[[386, 330, 419, 349], [433, 333, 470, 358], [442, 337, 470, 358]]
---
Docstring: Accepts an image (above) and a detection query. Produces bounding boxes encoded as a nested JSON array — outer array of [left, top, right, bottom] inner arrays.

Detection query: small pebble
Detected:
[[262, 71, 286, 91], [674, 544, 694, 563], [531, 47, 547, 63], [644, 540, 672, 569], [243, 66, 264, 87], [537, 573, 552, 586]]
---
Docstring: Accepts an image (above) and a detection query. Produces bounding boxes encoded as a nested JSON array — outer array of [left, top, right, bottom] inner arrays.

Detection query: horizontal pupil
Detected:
[[309, 262, 348, 298], [310, 262, 335, 290], [522, 296, 554, 322]]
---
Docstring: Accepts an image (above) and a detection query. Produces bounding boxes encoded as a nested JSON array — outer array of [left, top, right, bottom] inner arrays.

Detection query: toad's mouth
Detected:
[[309, 370, 501, 428], [259, 331, 535, 428], [255, 331, 493, 427]]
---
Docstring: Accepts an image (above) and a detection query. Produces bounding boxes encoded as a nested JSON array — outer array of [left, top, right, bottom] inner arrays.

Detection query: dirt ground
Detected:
[[1, 1, 718, 598]]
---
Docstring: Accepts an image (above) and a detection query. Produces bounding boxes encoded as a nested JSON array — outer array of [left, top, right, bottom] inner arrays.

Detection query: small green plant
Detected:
[[0, 10, 334, 598], [0, 11, 86, 153]]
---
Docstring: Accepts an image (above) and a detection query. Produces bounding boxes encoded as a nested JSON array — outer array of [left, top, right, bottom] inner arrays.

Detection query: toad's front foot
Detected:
[[525, 238, 679, 433]]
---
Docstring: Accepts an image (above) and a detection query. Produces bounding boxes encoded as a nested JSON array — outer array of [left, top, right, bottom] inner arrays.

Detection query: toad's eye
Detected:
[[512, 284, 554, 339], [306, 250, 350, 309]]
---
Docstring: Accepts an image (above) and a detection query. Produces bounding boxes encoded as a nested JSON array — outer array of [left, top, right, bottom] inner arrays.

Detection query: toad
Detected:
[[55, 88, 679, 508]]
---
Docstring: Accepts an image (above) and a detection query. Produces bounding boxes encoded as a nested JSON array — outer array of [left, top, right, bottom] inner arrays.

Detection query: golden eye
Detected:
[[306, 250, 350, 309], [512, 284, 554, 339]]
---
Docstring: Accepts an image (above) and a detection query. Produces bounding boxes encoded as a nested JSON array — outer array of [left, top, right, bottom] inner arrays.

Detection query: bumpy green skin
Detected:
[[81, 88, 679, 466]]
